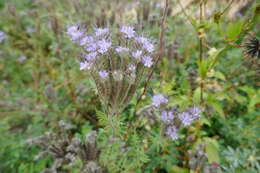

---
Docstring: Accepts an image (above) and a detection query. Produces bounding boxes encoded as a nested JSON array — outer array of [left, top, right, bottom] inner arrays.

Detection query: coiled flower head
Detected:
[[67, 25, 156, 114]]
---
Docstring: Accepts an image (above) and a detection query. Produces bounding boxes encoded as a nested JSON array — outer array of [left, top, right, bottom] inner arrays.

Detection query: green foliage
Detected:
[[0, 0, 259, 172]]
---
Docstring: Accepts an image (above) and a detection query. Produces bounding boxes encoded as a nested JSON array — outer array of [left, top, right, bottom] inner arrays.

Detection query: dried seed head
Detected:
[[242, 32, 260, 59]]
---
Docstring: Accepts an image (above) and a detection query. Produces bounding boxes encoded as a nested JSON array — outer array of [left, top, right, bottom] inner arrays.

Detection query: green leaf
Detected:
[[205, 143, 220, 163], [226, 20, 244, 41]]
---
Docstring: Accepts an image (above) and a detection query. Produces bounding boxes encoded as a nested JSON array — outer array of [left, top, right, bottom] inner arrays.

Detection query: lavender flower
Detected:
[[143, 41, 154, 53], [120, 26, 135, 38], [178, 107, 201, 127], [135, 36, 154, 52], [79, 36, 94, 46], [132, 50, 142, 59], [115, 46, 129, 53], [152, 94, 168, 107], [84, 52, 98, 62], [188, 106, 201, 118], [66, 25, 84, 41], [165, 126, 178, 140], [80, 61, 91, 70], [141, 56, 153, 67], [99, 70, 109, 79], [85, 42, 98, 52], [161, 110, 174, 122], [95, 27, 109, 36], [97, 39, 112, 54], [0, 31, 7, 43]]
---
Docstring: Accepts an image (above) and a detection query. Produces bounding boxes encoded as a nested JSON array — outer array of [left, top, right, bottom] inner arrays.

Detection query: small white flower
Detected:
[[128, 64, 136, 71], [80, 61, 91, 70]]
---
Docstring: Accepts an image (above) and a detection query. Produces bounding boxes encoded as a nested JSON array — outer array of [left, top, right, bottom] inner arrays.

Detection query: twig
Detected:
[[199, 0, 204, 104], [135, 0, 169, 108]]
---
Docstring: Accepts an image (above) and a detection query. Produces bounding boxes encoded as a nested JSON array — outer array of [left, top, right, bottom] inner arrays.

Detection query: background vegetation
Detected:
[[0, 0, 259, 172]]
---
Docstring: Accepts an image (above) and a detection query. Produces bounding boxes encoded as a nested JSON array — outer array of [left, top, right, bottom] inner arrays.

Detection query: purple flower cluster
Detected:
[[152, 94, 168, 107], [162, 106, 201, 140], [66, 25, 155, 77], [151, 94, 202, 141], [178, 106, 201, 126]]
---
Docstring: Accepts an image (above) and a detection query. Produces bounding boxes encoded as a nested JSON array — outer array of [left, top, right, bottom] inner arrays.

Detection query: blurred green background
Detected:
[[0, 0, 259, 172]]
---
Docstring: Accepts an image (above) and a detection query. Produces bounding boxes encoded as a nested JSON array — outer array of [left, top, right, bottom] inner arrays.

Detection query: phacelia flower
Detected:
[[0, 31, 7, 43], [79, 36, 94, 46], [152, 94, 168, 107], [187, 106, 201, 118], [178, 107, 201, 127], [132, 50, 142, 59], [97, 39, 112, 54], [135, 36, 154, 53], [80, 61, 91, 70], [66, 25, 84, 41], [99, 70, 109, 79], [85, 42, 98, 52], [120, 26, 135, 38], [115, 46, 129, 53], [161, 110, 175, 123], [95, 27, 109, 36], [84, 52, 98, 62], [143, 41, 154, 53], [141, 56, 153, 67], [165, 126, 178, 140]]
